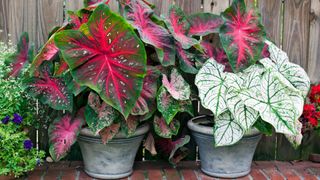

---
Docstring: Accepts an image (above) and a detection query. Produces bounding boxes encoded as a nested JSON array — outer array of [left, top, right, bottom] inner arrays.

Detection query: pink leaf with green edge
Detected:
[[48, 113, 84, 161], [188, 13, 223, 36], [84, 0, 109, 7], [131, 66, 160, 116], [125, 0, 175, 66], [165, 5, 198, 49], [176, 43, 199, 74], [85, 92, 120, 134], [153, 116, 180, 138], [99, 123, 121, 144], [121, 115, 139, 136], [6, 32, 33, 77], [162, 68, 190, 101], [200, 41, 232, 72], [157, 86, 193, 124], [219, 0, 266, 72], [155, 135, 190, 165], [30, 26, 66, 76], [68, 11, 90, 30], [55, 4, 147, 119], [26, 65, 73, 112]]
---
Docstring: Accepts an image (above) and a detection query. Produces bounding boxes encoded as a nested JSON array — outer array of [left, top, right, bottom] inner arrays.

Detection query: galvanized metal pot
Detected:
[[188, 115, 261, 178], [78, 124, 149, 179]]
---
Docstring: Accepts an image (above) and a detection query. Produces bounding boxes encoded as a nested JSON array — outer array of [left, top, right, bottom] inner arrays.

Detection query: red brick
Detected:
[[147, 169, 163, 180], [78, 170, 92, 180], [293, 168, 318, 180], [26, 170, 45, 180], [131, 170, 145, 180], [60, 169, 76, 180], [261, 168, 285, 180], [276, 169, 300, 180], [164, 169, 180, 180], [197, 170, 217, 180], [236, 175, 251, 180], [249, 169, 267, 180], [42, 170, 62, 180], [180, 169, 198, 180]]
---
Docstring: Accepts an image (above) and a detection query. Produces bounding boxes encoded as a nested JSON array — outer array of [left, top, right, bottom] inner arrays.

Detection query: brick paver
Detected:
[[2, 161, 319, 180]]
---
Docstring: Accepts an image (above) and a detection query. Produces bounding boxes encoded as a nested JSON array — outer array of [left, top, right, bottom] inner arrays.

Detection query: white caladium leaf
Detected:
[[239, 70, 297, 135], [214, 111, 244, 146], [263, 41, 310, 97], [289, 92, 304, 119], [162, 68, 190, 101], [195, 58, 228, 116], [285, 120, 303, 148], [225, 73, 259, 131]]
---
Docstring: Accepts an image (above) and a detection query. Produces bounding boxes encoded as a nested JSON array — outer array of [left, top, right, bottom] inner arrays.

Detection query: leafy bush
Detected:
[[0, 39, 45, 177]]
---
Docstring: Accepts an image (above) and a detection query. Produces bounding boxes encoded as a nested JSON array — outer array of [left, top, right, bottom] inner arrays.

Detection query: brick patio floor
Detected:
[[2, 161, 320, 180]]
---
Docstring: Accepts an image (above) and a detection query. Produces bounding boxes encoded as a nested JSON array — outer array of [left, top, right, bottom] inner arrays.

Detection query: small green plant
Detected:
[[0, 114, 45, 177], [0, 37, 45, 177]]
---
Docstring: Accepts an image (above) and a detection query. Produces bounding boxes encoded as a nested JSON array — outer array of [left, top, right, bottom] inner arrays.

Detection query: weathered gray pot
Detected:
[[188, 115, 261, 178], [78, 124, 149, 179]]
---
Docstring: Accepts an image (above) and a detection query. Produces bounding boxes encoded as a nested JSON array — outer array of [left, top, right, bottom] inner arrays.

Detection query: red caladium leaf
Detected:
[[155, 135, 190, 165], [125, 0, 175, 66], [176, 43, 199, 74], [6, 32, 33, 77], [219, 0, 266, 72], [162, 68, 190, 101], [131, 67, 159, 116], [26, 63, 73, 112], [188, 13, 223, 36], [200, 41, 232, 72], [153, 116, 180, 138], [84, 0, 109, 7], [55, 4, 147, 119], [68, 11, 90, 30], [99, 123, 121, 144], [48, 112, 84, 161], [121, 115, 139, 136], [165, 5, 198, 49], [30, 26, 66, 76], [85, 92, 120, 134]]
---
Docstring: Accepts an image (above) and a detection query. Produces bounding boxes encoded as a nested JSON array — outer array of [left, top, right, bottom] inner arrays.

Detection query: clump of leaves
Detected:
[[0, 116, 45, 177]]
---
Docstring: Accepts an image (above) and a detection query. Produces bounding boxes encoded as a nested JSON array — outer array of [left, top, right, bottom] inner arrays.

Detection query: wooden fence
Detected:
[[0, 0, 320, 161]]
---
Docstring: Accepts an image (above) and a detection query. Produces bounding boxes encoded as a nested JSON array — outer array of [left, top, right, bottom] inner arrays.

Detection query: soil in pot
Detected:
[[78, 123, 149, 179], [188, 115, 261, 178]]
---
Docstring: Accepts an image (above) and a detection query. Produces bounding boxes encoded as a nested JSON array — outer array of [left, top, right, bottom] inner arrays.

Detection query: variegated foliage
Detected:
[[195, 41, 310, 147]]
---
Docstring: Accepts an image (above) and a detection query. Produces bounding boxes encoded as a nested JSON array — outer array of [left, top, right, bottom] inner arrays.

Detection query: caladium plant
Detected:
[[196, 40, 310, 146], [24, 0, 202, 162]]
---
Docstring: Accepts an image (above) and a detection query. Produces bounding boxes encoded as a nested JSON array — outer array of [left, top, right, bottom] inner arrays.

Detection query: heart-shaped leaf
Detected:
[[131, 67, 159, 116], [99, 123, 121, 144], [188, 13, 223, 36], [48, 112, 84, 161], [85, 92, 120, 134], [157, 86, 193, 124], [219, 0, 266, 71], [214, 111, 244, 146], [162, 68, 190, 101], [200, 41, 231, 71], [225, 73, 259, 130], [55, 4, 147, 118], [26, 66, 73, 112], [165, 5, 198, 49], [153, 116, 180, 138], [195, 58, 228, 117], [125, 0, 175, 66], [262, 41, 310, 98], [144, 133, 157, 155], [239, 70, 297, 135], [6, 32, 33, 77]]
